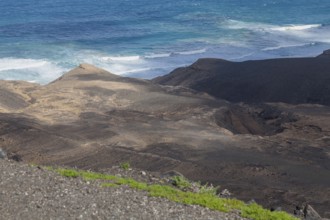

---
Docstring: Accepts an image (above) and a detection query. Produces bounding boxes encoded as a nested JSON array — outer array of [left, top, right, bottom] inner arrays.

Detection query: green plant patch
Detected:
[[120, 162, 130, 170], [101, 183, 119, 188], [51, 167, 298, 220], [241, 203, 297, 220], [56, 168, 80, 178], [80, 171, 118, 181], [171, 176, 191, 189]]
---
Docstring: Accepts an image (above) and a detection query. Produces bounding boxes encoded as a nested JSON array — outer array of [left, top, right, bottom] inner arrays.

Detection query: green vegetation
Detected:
[[171, 175, 191, 190], [119, 162, 130, 170], [171, 175, 218, 195], [50, 167, 298, 220]]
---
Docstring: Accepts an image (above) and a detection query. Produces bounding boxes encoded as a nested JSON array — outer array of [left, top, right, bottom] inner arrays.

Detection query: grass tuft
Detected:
[[171, 175, 191, 190], [56, 168, 80, 178], [119, 162, 130, 170]]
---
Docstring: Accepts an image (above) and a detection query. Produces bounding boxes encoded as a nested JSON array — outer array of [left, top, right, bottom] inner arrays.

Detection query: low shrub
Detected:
[[119, 162, 130, 170]]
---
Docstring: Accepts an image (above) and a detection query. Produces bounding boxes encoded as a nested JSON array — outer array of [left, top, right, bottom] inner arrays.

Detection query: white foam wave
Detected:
[[262, 43, 316, 51], [174, 48, 207, 55], [143, 49, 207, 59], [0, 58, 66, 84], [271, 24, 321, 31], [101, 56, 140, 62], [115, 67, 152, 75], [223, 20, 323, 33], [222, 19, 274, 31], [75, 49, 196, 78], [87, 48, 208, 77], [221, 19, 330, 50], [144, 53, 172, 59], [0, 58, 48, 71]]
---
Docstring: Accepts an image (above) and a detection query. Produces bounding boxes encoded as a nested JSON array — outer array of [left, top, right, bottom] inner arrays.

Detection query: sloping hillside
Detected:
[[0, 64, 329, 217], [153, 51, 330, 105]]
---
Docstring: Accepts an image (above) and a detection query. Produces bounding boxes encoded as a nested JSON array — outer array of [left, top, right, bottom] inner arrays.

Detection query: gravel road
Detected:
[[0, 159, 247, 220]]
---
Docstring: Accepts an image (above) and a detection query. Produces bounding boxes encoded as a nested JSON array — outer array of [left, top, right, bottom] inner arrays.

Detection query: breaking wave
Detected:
[[0, 58, 66, 84]]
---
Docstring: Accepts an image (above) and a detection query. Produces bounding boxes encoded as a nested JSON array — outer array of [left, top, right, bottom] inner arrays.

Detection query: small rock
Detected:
[[8, 154, 22, 162], [141, 171, 147, 176], [0, 148, 7, 159], [161, 170, 184, 178], [270, 207, 282, 212], [304, 204, 322, 220], [220, 189, 231, 198], [294, 204, 322, 220], [294, 205, 306, 218], [150, 177, 158, 182], [247, 199, 256, 204]]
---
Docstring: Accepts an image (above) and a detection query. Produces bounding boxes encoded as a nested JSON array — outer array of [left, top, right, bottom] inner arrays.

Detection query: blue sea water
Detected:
[[0, 0, 330, 84]]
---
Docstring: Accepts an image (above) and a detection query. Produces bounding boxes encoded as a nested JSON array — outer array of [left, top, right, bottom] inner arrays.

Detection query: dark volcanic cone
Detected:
[[153, 50, 330, 106]]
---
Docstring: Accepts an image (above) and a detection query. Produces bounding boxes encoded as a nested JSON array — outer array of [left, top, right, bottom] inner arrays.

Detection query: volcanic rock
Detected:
[[317, 49, 330, 58], [0, 147, 6, 159], [153, 52, 330, 105]]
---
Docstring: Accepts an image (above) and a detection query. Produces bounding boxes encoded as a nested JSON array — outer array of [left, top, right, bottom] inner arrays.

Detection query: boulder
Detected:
[[304, 204, 322, 220], [294, 204, 322, 220], [220, 189, 231, 198], [0, 148, 7, 159]]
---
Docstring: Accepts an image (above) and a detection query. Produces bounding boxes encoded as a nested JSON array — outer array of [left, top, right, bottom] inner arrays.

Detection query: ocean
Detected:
[[1, 0, 330, 84]]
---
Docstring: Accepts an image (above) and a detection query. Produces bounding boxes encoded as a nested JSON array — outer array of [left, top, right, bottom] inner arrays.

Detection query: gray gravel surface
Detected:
[[0, 159, 248, 220]]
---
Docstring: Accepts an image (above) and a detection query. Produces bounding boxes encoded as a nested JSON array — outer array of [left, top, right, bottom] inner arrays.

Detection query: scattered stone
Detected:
[[0, 148, 7, 159], [247, 199, 256, 205], [161, 170, 184, 178], [8, 153, 22, 162], [140, 171, 147, 176], [220, 189, 231, 198], [294, 204, 322, 220], [304, 204, 322, 220], [294, 205, 305, 218], [270, 207, 282, 212]]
